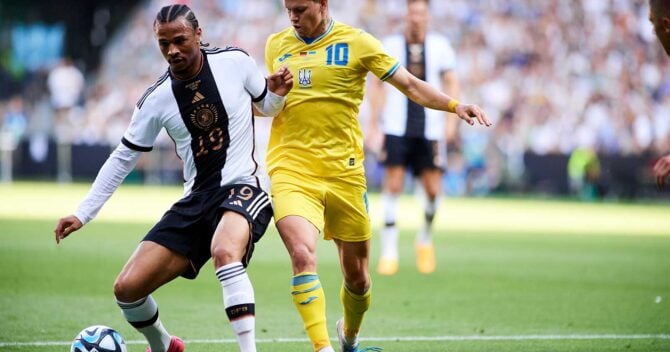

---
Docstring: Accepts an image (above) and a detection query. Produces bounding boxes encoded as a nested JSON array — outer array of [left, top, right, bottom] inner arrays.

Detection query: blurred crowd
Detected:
[[1, 0, 669, 193]]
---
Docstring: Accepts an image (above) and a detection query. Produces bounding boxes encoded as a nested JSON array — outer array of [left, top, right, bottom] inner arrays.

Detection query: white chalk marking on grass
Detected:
[[2, 334, 670, 347], [362, 334, 670, 342], [655, 296, 662, 303]]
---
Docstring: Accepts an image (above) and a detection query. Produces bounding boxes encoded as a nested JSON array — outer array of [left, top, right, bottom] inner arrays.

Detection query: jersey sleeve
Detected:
[[74, 143, 141, 224], [357, 31, 400, 81], [239, 52, 268, 102], [121, 104, 161, 152], [264, 33, 278, 77]]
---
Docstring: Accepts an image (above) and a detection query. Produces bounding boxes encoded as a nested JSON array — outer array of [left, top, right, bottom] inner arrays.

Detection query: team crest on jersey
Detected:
[[191, 103, 219, 130], [298, 68, 312, 88]]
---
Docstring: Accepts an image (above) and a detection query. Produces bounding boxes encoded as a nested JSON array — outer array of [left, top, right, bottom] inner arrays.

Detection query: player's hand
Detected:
[[653, 155, 670, 191], [54, 215, 83, 244], [268, 66, 293, 97], [455, 104, 492, 127]]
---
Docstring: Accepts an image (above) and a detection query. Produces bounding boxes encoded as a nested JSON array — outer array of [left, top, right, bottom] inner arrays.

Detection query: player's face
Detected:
[[284, 0, 327, 38], [155, 17, 203, 79], [406, 1, 429, 41]]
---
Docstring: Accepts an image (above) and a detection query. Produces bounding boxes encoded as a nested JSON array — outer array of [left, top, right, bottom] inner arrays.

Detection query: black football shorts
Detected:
[[143, 184, 272, 279], [380, 134, 445, 175]]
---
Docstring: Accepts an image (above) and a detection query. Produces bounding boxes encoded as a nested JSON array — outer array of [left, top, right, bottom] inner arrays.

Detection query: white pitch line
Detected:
[[1, 334, 669, 347]]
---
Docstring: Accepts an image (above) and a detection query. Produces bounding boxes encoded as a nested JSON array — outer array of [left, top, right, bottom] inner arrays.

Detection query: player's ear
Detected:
[[662, 17, 670, 33], [195, 26, 202, 41]]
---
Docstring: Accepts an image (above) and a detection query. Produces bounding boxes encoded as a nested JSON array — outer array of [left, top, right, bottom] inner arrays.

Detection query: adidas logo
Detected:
[[192, 91, 205, 103], [231, 200, 243, 207]]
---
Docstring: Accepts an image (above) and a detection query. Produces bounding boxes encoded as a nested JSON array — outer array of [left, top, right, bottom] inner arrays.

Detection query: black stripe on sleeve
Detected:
[[252, 79, 268, 102], [121, 137, 153, 152], [204, 46, 250, 56], [136, 71, 169, 109]]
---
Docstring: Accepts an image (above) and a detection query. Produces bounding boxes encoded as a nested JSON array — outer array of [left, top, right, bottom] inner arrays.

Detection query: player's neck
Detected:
[[172, 50, 204, 81], [405, 33, 425, 44], [313, 17, 332, 38]]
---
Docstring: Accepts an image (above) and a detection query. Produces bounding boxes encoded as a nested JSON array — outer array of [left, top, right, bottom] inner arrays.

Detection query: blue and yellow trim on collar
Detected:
[[294, 19, 335, 45]]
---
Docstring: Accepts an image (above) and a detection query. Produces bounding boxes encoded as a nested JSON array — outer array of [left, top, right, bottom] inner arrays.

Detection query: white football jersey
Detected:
[[380, 33, 456, 140], [125, 47, 268, 194]]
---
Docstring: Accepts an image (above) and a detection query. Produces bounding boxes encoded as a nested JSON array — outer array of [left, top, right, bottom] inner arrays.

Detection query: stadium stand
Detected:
[[0, 0, 668, 198]]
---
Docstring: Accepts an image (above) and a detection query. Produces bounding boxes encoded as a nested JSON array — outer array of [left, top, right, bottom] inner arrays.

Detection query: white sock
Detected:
[[417, 197, 438, 245], [117, 296, 171, 352], [381, 226, 399, 259], [216, 262, 256, 352], [381, 192, 399, 259]]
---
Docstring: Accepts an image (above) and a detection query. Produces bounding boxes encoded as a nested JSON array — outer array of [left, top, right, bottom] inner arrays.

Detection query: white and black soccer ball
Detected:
[[71, 325, 127, 352]]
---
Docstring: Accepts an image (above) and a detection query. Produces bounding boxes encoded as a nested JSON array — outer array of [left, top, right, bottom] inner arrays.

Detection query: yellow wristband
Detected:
[[447, 99, 460, 113]]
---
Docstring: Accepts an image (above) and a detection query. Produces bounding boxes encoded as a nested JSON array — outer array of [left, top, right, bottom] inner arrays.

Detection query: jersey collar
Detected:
[[294, 19, 335, 45]]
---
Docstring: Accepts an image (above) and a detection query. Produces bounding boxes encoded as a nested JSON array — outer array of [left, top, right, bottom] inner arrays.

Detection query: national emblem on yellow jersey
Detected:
[[265, 20, 399, 177]]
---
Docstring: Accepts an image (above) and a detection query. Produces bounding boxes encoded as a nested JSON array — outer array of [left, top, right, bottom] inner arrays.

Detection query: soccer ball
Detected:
[[71, 325, 127, 352]]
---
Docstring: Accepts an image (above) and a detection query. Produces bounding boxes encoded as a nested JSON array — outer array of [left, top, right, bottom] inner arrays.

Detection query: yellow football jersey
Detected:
[[265, 20, 399, 177]]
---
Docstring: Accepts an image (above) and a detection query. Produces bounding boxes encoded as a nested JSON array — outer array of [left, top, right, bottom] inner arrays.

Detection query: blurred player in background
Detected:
[[46, 57, 84, 142], [265, 0, 491, 351], [367, 0, 460, 276], [648, 0, 670, 190], [54, 4, 292, 352]]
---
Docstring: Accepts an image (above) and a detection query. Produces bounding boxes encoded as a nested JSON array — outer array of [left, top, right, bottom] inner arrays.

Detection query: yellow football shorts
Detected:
[[270, 169, 371, 242]]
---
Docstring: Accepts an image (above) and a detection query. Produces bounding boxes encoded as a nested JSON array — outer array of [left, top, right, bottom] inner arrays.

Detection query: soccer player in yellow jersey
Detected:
[[265, 1, 492, 351]]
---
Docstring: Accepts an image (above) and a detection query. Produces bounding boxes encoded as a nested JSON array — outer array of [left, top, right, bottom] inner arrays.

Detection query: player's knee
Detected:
[[344, 272, 370, 294], [385, 180, 403, 194], [290, 246, 317, 272], [211, 243, 241, 267], [426, 182, 441, 198], [113, 276, 142, 302]]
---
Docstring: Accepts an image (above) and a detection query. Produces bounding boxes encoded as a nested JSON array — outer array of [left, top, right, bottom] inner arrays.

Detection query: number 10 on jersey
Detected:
[[326, 43, 349, 66]]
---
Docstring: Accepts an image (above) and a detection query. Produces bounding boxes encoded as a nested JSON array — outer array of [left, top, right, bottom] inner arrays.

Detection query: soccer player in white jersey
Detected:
[[367, 0, 460, 276], [649, 0, 670, 190], [54, 4, 292, 352]]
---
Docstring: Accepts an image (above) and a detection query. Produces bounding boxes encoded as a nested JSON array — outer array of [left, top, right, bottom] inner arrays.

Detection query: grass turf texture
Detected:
[[0, 182, 668, 351]]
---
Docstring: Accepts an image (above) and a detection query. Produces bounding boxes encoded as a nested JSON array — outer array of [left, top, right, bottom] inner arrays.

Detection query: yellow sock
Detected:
[[340, 283, 371, 338], [291, 273, 330, 351]]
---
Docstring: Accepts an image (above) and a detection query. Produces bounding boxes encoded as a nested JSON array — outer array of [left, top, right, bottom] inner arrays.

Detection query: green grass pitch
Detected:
[[0, 182, 669, 351]]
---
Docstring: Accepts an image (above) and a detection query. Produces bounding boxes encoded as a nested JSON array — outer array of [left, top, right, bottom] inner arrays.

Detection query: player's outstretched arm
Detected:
[[653, 154, 670, 190], [54, 215, 83, 244], [441, 70, 462, 145], [254, 66, 292, 117], [53, 144, 142, 245], [386, 66, 492, 127]]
